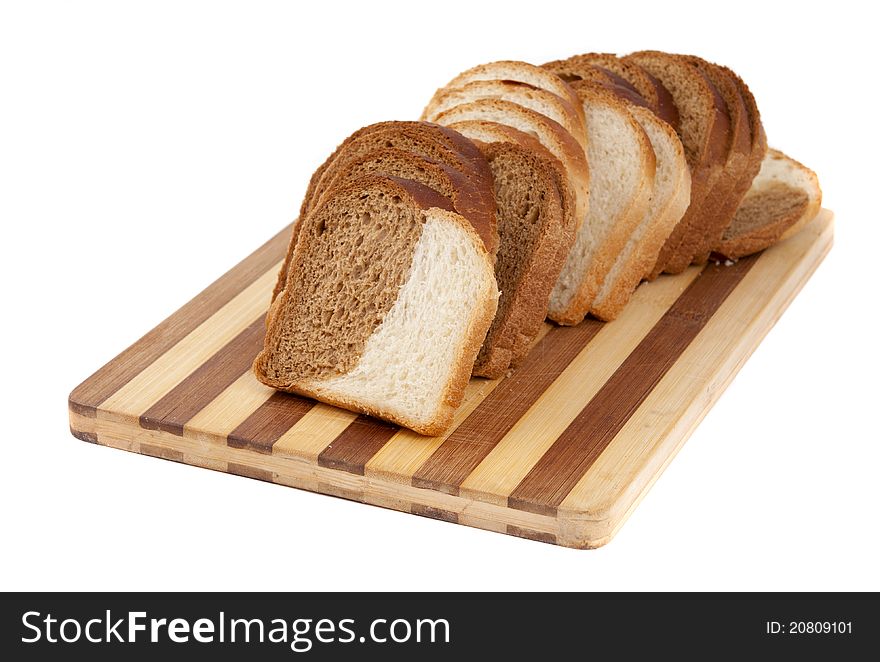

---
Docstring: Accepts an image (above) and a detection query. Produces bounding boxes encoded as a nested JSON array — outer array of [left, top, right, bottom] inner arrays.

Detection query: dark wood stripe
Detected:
[[227, 391, 314, 454], [140, 315, 268, 436], [68, 223, 292, 417], [509, 257, 758, 516], [70, 426, 98, 444], [411, 505, 459, 524], [317, 415, 399, 475], [139, 443, 185, 462], [506, 525, 557, 545], [412, 320, 604, 495], [228, 463, 274, 482]]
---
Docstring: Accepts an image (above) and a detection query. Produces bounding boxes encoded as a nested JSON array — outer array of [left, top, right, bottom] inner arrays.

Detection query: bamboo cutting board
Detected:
[[69, 210, 833, 548]]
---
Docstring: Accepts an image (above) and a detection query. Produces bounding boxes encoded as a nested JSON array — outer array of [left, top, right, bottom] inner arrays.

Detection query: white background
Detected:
[[1, 0, 877, 591]]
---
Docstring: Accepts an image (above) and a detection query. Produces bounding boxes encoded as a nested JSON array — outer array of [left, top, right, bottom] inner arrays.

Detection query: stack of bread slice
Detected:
[[254, 52, 823, 436]]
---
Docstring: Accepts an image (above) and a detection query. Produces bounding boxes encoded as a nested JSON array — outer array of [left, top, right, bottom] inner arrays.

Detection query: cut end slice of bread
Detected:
[[254, 176, 499, 436], [715, 149, 822, 259]]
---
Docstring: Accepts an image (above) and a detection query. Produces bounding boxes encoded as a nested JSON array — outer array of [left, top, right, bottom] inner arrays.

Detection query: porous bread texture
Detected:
[[683, 56, 753, 266], [715, 149, 821, 258], [319, 147, 494, 249], [433, 99, 590, 233], [429, 60, 585, 127], [254, 176, 498, 436], [547, 84, 655, 325], [468, 140, 567, 378], [421, 79, 588, 153], [591, 104, 692, 321], [625, 51, 729, 277]]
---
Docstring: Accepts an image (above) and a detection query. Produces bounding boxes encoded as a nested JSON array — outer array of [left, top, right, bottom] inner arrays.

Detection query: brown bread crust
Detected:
[[272, 122, 497, 302], [626, 51, 730, 277], [318, 147, 496, 251], [468, 140, 567, 378], [681, 56, 753, 266]]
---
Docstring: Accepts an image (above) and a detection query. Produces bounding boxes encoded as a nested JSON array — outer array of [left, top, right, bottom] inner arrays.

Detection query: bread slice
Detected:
[[590, 102, 692, 321], [625, 51, 731, 277], [715, 149, 821, 259], [432, 99, 590, 232], [684, 56, 753, 265], [272, 121, 497, 301], [254, 175, 499, 436], [316, 147, 496, 248], [546, 83, 655, 325], [428, 60, 585, 127], [455, 135, 568, 377], [421, 79, 587, 153]]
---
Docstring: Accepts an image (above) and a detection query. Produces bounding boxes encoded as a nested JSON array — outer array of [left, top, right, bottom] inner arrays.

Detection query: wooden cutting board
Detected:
[[69, 210, 833, 548]]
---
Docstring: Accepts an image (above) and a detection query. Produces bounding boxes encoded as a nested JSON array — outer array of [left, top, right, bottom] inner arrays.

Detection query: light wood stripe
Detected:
[[458, 268, 702, 506], [271, 405, 359, 462], [365, 374, 505, 485], [97, 263, 281, 422], [411, 321, 603, 494], [228, 391, 314, 454], [559, 214, 834, 533], [183, 371, 275, 442], [69, 224, 290, 417], [509, 256, 758, 516], [140, 316, 267, 435]]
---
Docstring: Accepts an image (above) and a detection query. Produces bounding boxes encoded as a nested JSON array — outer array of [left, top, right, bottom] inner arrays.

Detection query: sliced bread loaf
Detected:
[[715, 149, 821, 259], [546, 83, 655, 325], [432, 99, 590, 232], [625, 51, 731, 277], [254, 175, 499, 436], [590, 102, 692, 321], [421, 79, 587, 153], [449, 127, 569, 377]]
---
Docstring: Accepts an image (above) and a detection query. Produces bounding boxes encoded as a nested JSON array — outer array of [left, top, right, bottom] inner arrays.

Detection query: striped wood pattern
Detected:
[[69, 210, 833, 548]]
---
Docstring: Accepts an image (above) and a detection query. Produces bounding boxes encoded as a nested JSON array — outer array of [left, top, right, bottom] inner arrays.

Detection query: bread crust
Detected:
[[429, 60, 586, 128], [272, 121, 497, 302], [422, 79, 588, 154], [681, 57, 753, 266]]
